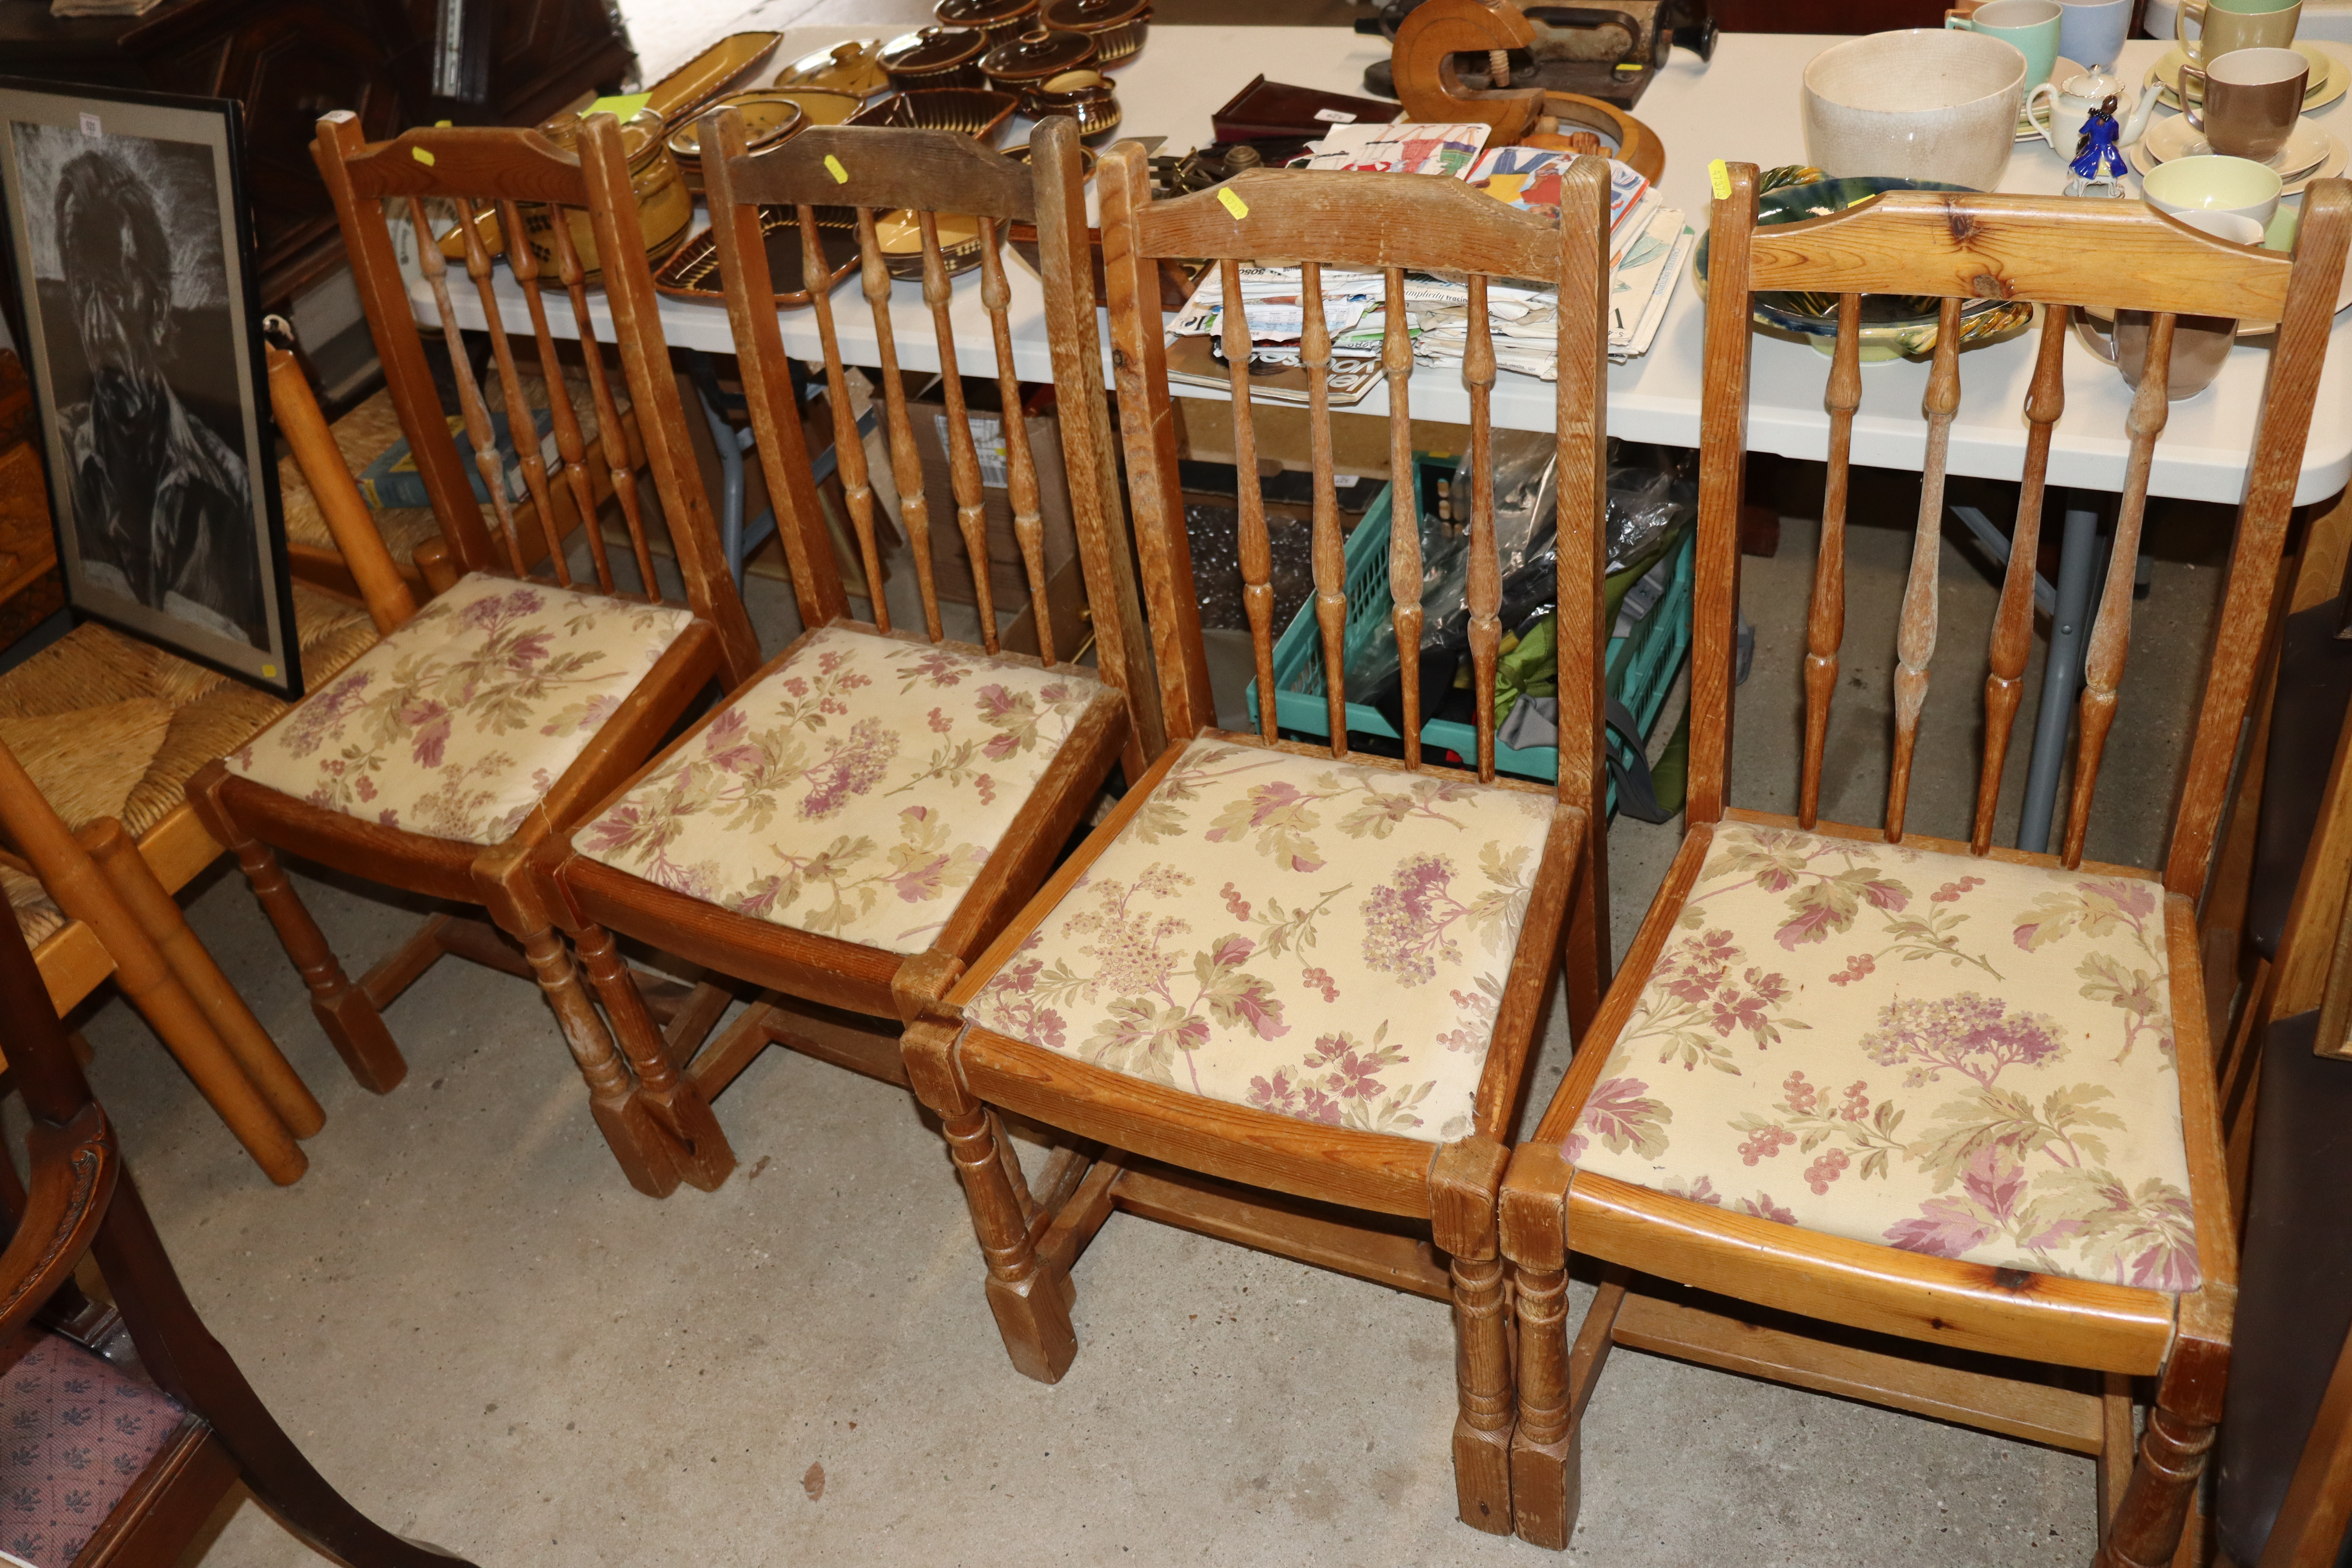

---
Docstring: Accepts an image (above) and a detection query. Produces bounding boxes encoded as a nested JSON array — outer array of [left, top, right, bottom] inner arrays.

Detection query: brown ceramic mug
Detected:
[[2181, 45, 2308, 160]]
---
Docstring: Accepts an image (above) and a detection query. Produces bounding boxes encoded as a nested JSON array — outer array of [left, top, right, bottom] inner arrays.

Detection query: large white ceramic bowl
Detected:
[[1803, 29, 2031, 189]]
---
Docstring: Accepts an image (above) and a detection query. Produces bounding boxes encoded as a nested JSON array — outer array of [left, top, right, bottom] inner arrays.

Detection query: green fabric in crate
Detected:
[[1491, 513, 1693, 730]]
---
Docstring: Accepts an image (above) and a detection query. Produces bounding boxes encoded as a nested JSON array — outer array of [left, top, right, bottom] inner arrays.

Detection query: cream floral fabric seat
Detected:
[[226, 572, 693, 846], [967, 737, 1557, 1145], [1568, 822, 2198, 1291], [577, 626, 1103, 955]]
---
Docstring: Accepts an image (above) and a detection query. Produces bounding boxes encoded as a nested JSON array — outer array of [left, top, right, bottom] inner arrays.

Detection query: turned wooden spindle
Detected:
[[1300, 260, 1349, 755], [980, 215, 1056, 664], [2063, 312, 2175, 871], [572, 923, 735, 1192], [1974, 302, 2069, 856], [1221, 258, 1279, 743], [517, 924, 680, 1199], [921, 211, 997, 650], [1452, 1252, 1517, 1532], [550, 215, 648, 598], [1886, 295, 1965, 844], [1800, 299, 1862, 830], [1385, 266, 1425, 769], [502, 198, 612, 593], [466, 202, 570, 587], [800, 203, 891, 632], [859, 206, 943, 642], [408, 201, 528, 576], [1465, 273, 1501, 784]]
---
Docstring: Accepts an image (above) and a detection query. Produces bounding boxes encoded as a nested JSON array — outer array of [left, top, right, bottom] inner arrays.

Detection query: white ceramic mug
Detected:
[[2141, 152, 2286, 227], [1803, 28, 2030, 189]]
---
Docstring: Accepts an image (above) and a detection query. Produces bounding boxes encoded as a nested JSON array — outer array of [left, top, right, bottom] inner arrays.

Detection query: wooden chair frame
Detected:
[[1497, 169, 2352, 1564], [186, 111, 765, 1200], [897, 149, 1615, 1535], [534, 115, 1153, 1185], [0, 872, 479, 1567]]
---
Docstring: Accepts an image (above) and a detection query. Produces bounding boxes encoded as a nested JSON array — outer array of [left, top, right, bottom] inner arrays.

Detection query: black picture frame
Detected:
[[0, 77, 302, 699]]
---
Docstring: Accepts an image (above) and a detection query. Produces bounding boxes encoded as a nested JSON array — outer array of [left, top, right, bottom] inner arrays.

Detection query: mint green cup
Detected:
[[1946, 0, 2064, 86]]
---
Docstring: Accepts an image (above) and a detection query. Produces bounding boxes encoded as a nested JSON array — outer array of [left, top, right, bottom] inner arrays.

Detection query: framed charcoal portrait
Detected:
[[0, 80, 301, 698]]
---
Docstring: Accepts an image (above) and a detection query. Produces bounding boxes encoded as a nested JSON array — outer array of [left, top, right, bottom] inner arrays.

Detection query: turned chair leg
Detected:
[[1508, 1263, 1582, 1548], [2093, 1336, 2228, 1568], [571, 924, 735, 1192], [1451, 1253, 1517, 1534], [514, 926, 681, 1200], [226, 833, 406, 1093], [903, 1021, 1076, 1383]]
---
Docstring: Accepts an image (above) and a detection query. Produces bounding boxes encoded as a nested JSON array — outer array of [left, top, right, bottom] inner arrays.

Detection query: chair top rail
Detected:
[[1134, 165, 1568, 282], [1745, 191, 2294, 319], [327, 117, 588, 206], [717, 124, 1037, 220]]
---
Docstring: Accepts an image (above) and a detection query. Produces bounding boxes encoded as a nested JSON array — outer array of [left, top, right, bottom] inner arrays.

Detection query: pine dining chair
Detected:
[[535, 114, 1154, 1189], [1497, 168, 2352, 1564], [185, 111, 765, 1198], [891, 148, 1614, 1534]]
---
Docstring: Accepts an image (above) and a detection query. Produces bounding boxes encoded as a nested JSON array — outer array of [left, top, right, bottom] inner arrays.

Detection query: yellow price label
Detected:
[[1708, 158, 1730, 200], [412, 145, 436, 166], [261, 663, 278, 678], [587, 93, 652, 120], [825, 154, 849, 184], [1217, 186, 1249, 220]]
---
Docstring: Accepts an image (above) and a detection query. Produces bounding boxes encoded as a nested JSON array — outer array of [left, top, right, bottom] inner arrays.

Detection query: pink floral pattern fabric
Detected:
[[225, 572, 693, 847], [576, 626, 1105, 955], [0, 1328, 184, 1568], [967, 738, 1558, 1143], [1569, 823, 2199, 1291]]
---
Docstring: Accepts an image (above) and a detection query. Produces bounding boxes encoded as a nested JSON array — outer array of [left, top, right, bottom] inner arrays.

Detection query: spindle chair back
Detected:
[[0, 875, 479, 1568], [894, 147, 1614, 1537], [1497, 169, 2352, 1562], [535, 115, 1146, 1189], [185, 111, 764, 1200]]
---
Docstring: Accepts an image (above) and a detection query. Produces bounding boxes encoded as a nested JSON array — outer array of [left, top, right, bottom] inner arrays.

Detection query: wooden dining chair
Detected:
[[535, 114, 1155, 1191], [1495, 168, 2352, 1563], [0, 871, 477, 1568], [185, 110, 764, 1198], [887, 149, 1613, 1534]]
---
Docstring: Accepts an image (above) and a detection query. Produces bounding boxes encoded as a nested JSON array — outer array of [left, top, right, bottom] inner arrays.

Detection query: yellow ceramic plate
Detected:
[[2149, 41, 2345, 110], [645, 31, 784, 126], [775, 39, 891, 98]]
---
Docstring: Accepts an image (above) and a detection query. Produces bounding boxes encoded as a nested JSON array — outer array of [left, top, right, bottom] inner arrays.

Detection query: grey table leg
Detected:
[[2017, 494, 2105, 853]]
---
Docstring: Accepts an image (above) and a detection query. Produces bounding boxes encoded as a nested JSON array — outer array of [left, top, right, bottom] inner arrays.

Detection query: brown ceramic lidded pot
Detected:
[[935, 0, 1038, 44], [979, 22, 1098, 94], [1039, 0, 1150, 66], [879, 26, 991, 92]]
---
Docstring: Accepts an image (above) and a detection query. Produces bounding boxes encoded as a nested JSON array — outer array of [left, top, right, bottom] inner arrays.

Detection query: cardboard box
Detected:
[[906, 379, 1078, 626]]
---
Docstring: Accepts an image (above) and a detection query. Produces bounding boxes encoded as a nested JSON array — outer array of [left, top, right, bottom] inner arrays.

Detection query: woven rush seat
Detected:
[[225, 572, 693, 847], [578, 625, 1107, 955], [1567, 820, 2198, 1290], [0, 1327, 186, 1568], [962, 735, 1558, 1144]]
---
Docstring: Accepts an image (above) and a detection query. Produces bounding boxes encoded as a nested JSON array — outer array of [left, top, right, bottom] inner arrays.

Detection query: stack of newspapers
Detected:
[[1165, 122, 1694, 404]]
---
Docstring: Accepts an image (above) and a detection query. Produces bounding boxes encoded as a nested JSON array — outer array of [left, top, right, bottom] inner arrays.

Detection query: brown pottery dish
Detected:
[[878, 27, 993, 91], [1021, 69, 1123, 143], [936, 0, 1039, 42], [979, 22, 1098, 94], [1040, 0, 1149, 66]]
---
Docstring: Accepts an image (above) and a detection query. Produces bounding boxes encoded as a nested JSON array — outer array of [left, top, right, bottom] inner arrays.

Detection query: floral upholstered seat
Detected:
[[225, 572, 694, 846], [0, 1327, 185, 1568], [577, 626, 1105, 955], [1568, 821, 2198, 1291], [966, 737, 1559, 1144]]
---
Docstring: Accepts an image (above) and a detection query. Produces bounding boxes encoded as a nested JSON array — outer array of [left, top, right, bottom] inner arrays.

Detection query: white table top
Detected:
[[417, 25, 2352, 506]]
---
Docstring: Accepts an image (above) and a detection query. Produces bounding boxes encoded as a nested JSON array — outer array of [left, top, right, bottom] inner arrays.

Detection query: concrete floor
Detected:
[[51, 457, 2235, 1566]]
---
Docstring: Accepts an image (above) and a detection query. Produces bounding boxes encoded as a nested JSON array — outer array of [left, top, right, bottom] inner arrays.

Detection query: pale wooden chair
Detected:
[[893, 149, 1613, 1534], [0, 881, 477, 1568], [1497, 168, 2352, 1564], [535, 114, 1156, 1187], [185, 111, 765, 1198]]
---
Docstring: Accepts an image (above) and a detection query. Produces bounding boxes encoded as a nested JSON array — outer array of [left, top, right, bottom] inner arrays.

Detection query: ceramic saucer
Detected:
[[2016, 59, 2085, 139], [2142, 112, 2337, 179], [2128, 123, 2346, 194], [2150, 41, 2346, 111]]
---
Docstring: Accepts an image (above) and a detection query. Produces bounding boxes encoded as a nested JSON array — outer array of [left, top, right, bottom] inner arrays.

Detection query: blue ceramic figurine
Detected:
[[2067, 94, 2130, 198]]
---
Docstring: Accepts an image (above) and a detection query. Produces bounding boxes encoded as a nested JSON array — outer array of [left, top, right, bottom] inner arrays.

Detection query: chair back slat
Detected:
[[2061, 313, 2177, 869], [794, 202, 890, 633], [1465, 274, 1502, 784], [1884, 296, 1964, 844], [1973, 303, 2070, 855], [1382, 267, 1423, 769], [1700, 167, 2352, 902], [503, 198, 615, 595], [404, 200, 530, 577], [1300, 260, 1348, 756], [856, 206, 945, 643], [313, 112, 760, 682], [1799, 298, 1862, 831], [921, 210, 1001, 653], [459, 201, 574, 590], [981, 218, 1056, 665], [1219, 258, 1280, 745]]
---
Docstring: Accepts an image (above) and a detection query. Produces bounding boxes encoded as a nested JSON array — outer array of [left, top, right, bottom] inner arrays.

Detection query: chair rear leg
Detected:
[[227, 834, 406, 1094], [514, 926, 681, 1199], [572, 923, 735, 1192], [904, 1020, 1076, 1383]]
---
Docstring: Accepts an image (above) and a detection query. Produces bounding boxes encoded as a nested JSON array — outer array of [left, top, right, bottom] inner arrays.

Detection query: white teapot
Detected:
[[2025, 64, 2159, 157]]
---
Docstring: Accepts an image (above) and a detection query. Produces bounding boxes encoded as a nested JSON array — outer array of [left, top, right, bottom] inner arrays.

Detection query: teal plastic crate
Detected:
[[1245, 479, 1696, 811]]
